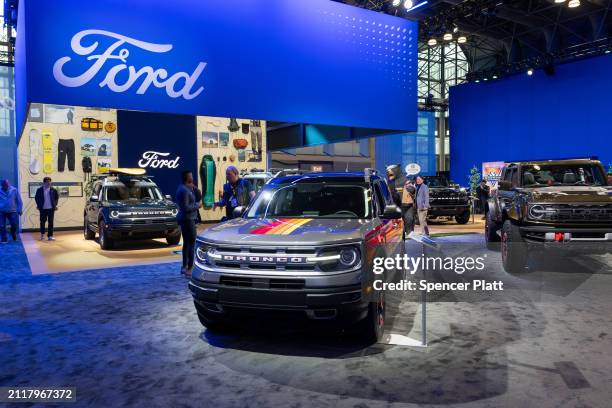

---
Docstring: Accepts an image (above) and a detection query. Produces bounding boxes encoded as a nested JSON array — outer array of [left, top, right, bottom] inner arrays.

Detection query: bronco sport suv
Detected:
[[84, 171, 180, 250], [189, 171, 404, 342], [485, 159, 612, 273]]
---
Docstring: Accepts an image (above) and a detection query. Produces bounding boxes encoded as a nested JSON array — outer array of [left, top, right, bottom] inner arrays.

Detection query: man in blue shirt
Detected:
[[0, 179, 23, 243], [214, 166, 255, 219]]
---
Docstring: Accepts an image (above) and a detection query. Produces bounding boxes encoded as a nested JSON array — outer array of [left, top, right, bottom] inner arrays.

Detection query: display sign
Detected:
[[482, 162, 505, 189], [405, 163, 421, 176], [16, 0, 418, 141], [28, 182, 82, 198], [117, 110, 197, 197]]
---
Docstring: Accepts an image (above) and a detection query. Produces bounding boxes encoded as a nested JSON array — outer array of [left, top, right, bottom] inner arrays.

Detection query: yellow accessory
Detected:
[[42, 130, 54, 174]]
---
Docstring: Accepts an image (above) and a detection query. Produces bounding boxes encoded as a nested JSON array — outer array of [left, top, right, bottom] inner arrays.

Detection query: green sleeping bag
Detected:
[[200, 155, 216, 208]]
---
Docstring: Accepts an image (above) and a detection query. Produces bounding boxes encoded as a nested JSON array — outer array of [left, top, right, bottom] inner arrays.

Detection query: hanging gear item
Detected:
[[241, 123, 250, 134], [199, 155, 216, 208], [81, 117, 104, 131], [82, 156, 93, 181], [233, 138, 248, 149], [104, 121, 117, 133], [42, 129, 54, 174], [29, 129, 42, 175], [228, 118, 240, 132]]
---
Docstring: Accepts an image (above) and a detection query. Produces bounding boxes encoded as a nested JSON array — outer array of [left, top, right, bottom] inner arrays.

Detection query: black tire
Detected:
[[166, 232, 181, 246], [485, 211, 501, 249], [455, 211, 471, 224], [355, 289, 386, 344], [501, 220, 528, 273], [99, 220, 114, 250], [84, 216, 95, 240]]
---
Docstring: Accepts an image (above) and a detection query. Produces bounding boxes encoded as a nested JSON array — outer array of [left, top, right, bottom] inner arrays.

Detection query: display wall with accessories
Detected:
[[17, 104, 118, 230], [196, 116, 267, 222]]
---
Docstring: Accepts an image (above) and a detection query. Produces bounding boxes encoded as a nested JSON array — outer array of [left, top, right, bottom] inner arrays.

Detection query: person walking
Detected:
[[176, 171, 202, 277], [214, 166, 255, 220], [35, 177, 59, 241], [415, 175, 430, 236], [0, 179, 23, 243], [401, 178, 417, 237]]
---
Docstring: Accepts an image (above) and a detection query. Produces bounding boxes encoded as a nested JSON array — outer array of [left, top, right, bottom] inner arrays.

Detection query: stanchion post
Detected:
[[421, 242, 427, 346]]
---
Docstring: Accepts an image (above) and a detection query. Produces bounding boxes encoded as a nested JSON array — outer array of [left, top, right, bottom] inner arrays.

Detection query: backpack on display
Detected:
[[228, 118, 239, 132]]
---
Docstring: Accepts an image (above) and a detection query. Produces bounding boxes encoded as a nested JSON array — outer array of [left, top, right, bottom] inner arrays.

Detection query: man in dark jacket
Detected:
[[476, 179, 490, 219], [35, 177, 59, 241], [214, 166, 255, 219], [176, 171, 202, 277]]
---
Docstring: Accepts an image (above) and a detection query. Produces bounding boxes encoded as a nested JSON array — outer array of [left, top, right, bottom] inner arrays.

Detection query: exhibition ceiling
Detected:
[[339, 0, 612, 79]]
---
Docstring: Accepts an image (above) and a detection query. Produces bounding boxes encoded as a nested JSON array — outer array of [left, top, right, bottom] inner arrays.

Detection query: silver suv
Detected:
[[188, 171, 404, 342]]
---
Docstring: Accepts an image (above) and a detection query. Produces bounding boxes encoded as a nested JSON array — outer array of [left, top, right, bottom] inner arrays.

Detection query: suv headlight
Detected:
[[529, 204, 556, 219], [196, 244, 208, 263], [110, 210, 119, 218], [340, 247, 359, 267], [171, 208, 178, 217]]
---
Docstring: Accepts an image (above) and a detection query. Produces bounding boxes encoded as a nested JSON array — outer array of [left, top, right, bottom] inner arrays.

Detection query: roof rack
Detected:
[[272, 168, 304, 178]]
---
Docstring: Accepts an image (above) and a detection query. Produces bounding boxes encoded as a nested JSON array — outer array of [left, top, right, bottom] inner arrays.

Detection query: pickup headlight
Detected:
[[529, 204, 557, 220]]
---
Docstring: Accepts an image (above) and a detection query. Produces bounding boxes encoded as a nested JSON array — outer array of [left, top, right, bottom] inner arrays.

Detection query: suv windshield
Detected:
[[246, 183, 370, 219], [423, 176, 448, 188], [104, 183, 163, 201], [522, 164, 606, 187]]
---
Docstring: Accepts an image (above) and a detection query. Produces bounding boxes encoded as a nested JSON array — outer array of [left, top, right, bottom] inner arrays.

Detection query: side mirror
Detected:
[[381, 204, 402, 220], [232, 206, 246, 218], [498, 181, 512, 191], [90, 195, 99, 202]]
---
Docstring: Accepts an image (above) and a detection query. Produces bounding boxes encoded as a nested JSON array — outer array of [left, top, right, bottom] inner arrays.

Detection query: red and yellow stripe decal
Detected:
[[251, 218, 313, 235]]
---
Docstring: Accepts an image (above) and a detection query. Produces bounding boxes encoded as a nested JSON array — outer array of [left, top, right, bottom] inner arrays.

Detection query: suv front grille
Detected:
[[536, 203, 612, 222], [220, 276, 305, 289], [430, 195, 468, 205]]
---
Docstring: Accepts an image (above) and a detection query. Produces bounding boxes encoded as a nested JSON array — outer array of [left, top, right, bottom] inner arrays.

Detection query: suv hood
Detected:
[[199, 217, 370, 246], [527, 186, 612, 203]]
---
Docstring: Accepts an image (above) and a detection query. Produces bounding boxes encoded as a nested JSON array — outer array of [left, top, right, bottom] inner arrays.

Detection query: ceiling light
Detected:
[[427, 38, 437, 46], [457, 36, 467, 44], [443, 33, 453, 41], [568, 0, 580, 7], [404, 0, 414, 9], [527, 68, 534, 76], [392, 0, 401, 6], [492, 75, 498, 79], [554, 0, 566, 3]]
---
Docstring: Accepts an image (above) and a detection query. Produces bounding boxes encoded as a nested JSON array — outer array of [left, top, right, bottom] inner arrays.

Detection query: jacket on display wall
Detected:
[[200, 155, 216, 208]]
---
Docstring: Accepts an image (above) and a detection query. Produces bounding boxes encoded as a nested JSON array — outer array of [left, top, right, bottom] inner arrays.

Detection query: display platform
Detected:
[[21, 225, 213, 274]]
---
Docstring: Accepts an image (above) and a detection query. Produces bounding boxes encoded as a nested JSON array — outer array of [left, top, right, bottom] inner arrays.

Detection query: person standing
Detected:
[[214, 166, 255, 220], [415, 175, 430, 236], [476, 179, 490, 219], [176, 171, 202, 277], [0, 179, 23, 243], [35, 177, 59, 241], [401, 178, 417, 237]]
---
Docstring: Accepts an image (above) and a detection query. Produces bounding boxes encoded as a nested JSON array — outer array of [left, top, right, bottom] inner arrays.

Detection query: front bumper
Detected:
[[520, 225, 612, 252], [189, 277, 368, 323], [106, 220, 179, 239], [428, 204, 470, 217]]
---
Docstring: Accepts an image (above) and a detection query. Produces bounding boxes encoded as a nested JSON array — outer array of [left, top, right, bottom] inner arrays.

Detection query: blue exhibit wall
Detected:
[[449, 53, 612, 184], [0, 66, 17, 184], [117, 111, 197, 197], [375, 111, 436, 176], [16, 0, 417, 142]]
